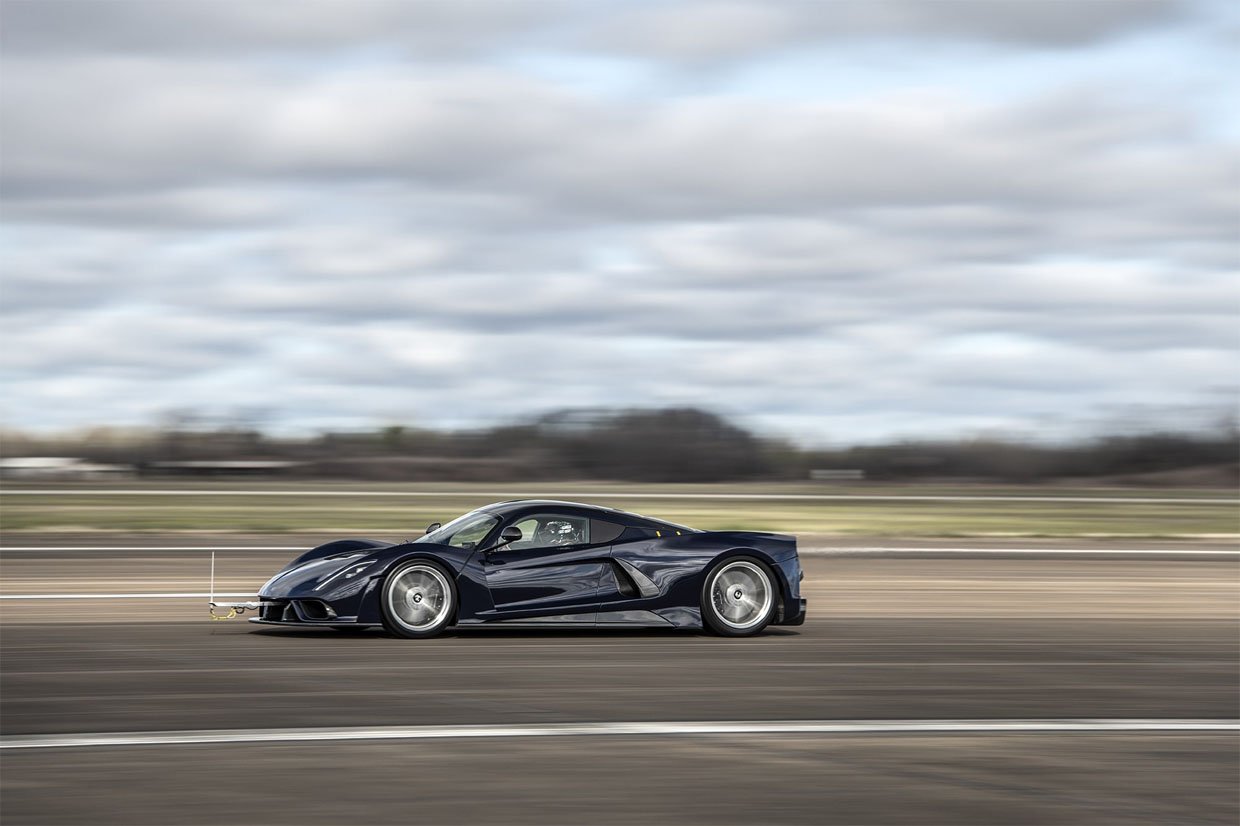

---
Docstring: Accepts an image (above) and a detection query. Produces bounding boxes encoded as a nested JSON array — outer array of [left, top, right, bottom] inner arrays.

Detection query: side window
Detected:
[[590, 519, 625, 544], [507, 514, 590, 550], [509, 518, 542, 549]]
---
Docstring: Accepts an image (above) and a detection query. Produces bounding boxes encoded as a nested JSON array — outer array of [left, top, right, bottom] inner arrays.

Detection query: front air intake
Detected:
[[260, 600, 288, 622], [296, 600, 337, 621]]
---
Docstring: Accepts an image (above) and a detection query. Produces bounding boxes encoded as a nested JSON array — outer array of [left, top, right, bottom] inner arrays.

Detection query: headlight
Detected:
[[313, 560, 376, 592]]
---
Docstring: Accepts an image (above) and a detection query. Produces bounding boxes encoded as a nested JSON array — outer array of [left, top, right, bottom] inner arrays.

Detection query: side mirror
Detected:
[[425, 522, 441, 535], [489, 525, 522, 551]]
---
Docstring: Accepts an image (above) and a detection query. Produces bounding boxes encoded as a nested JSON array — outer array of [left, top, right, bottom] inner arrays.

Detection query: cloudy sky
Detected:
[[1, 0, 1236, 443]]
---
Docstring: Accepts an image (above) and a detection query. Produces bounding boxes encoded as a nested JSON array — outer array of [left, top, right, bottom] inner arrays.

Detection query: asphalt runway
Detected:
[[1, 538, 1237, 824]]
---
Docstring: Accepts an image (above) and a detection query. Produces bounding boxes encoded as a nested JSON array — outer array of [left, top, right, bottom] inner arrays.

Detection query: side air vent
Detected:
[[615, 559, 660, 599], [611, 561, 638, 598]]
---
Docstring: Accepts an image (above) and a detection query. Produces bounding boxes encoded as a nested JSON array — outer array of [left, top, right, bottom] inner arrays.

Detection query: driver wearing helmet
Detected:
[[536, 519, 583, 547]]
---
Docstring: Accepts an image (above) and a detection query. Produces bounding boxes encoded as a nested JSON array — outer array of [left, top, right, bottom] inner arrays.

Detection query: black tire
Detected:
[[700, 555, 777, 637], [379, 559, 457, 639]]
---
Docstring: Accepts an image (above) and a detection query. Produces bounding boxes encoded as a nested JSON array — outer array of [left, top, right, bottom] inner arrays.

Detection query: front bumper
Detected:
[[251, 596, 370, 626], [248, 617, 381, 628]]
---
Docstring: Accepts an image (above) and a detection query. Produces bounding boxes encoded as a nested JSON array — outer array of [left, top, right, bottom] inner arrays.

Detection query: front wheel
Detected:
[[701, 557, 776, 637], [380, 559, 457, 639]]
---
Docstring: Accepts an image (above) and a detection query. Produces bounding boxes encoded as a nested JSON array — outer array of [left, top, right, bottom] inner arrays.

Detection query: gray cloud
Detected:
[[595, 0, 1188, 61], [2, 0, 1190, 61], [0, 0, 569, 58], [0, 0, 1234, 441], [5, 63, 1232, 239]]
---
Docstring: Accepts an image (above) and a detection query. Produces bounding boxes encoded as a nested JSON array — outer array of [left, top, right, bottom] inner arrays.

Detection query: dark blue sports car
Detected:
[[249, 499, 806, 638]]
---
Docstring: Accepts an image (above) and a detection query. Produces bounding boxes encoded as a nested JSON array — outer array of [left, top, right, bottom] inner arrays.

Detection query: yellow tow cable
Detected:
[[209, 605, 238, 620]]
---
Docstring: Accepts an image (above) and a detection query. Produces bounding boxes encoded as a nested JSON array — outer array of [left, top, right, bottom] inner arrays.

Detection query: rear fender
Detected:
[[706, 547, 796, 610]]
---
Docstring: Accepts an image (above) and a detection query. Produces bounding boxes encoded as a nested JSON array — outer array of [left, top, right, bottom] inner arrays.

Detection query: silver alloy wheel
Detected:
[[707, 560, 773, 630], [385, 563, 452, 633]]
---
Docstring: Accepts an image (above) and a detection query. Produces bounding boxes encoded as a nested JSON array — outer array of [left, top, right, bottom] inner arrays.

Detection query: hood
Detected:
[[258, 541, 470, 600], [259, 551, 383, 599]]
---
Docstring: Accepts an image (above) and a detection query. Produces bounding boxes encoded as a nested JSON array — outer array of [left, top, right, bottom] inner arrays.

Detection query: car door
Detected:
[[478, 512, 608, 622]]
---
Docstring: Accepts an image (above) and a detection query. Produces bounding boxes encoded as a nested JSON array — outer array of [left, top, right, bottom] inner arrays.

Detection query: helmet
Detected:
[[537, 520, 582, 546]]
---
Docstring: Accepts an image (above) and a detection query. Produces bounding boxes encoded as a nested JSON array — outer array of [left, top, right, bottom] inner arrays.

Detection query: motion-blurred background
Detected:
[[2, 0, 1237, 463], [1, 2, 1237, 825], [2, 0, 1238, 531]]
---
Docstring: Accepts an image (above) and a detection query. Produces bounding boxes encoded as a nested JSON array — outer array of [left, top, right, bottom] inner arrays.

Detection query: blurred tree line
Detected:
[[1, 407, 1236, 485]]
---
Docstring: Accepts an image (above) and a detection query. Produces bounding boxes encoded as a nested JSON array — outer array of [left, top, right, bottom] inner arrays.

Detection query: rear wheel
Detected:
[[701, 557, 776, 637], [380, 560, 457, 639]]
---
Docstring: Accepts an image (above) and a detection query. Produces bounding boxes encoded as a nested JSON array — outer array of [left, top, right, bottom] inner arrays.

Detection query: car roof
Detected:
[[479, 499, 624, 516], [477, 499, 698, 532]]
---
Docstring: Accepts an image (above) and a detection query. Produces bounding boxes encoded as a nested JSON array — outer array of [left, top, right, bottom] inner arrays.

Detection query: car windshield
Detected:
[[415, 510, 499, 549]]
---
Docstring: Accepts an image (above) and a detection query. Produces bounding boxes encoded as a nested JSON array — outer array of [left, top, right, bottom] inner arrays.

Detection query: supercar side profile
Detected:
[[243, 500, 806, 638]]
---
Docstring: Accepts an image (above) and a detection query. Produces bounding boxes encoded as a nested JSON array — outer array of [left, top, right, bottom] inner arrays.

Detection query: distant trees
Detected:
[[1, 407, 1235, 485], [811, 429, 1238, 484], [531, 407, 768, 482]]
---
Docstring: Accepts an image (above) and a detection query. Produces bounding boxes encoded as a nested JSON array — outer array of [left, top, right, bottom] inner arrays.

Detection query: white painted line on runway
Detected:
[[2, 719, 1236, 750], [800, 547, 1240, 556], [4, 545, 1235, 555], [1, 546, 302, 552], [8, 656, 1237, 682], [2, 489, 1235, 504], [0, 593, 255, 600]]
